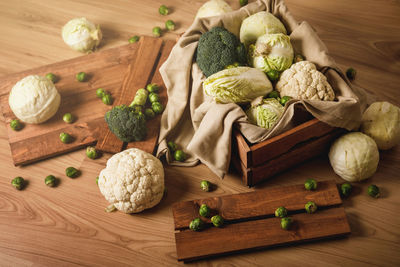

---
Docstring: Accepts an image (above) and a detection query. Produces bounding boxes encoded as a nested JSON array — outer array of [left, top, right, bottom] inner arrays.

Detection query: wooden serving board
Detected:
[[172, 180, 350, 262], [0, 37, 175, 166]]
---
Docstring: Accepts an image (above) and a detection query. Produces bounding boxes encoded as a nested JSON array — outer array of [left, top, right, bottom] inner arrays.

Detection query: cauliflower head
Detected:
[[98, 148, 164, 213], [276, 61, 335, 101]]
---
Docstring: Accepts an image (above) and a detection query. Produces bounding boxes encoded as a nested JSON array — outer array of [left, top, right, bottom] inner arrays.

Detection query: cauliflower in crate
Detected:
[[98, 148, 164, 213]]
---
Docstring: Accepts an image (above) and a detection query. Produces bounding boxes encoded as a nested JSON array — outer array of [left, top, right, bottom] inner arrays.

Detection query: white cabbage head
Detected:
[[62, 17, 102, 53]]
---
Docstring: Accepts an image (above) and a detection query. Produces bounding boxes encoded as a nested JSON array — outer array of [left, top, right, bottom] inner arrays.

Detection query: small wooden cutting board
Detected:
[[172, 180, 351, 262]]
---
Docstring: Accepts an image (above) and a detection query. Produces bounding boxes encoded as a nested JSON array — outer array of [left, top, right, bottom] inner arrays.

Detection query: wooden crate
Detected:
[[232, 118, 345, 187]]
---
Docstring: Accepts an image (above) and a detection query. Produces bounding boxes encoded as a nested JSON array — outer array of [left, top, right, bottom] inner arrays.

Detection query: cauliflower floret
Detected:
[[276, 61, 335, 101], [98, 148, 164, 213]]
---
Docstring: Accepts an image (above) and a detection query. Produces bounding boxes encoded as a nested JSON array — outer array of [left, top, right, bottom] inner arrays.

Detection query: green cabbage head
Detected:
[[240, 11, 287, 47], [203, 67, 273, 104], [246, 98, 284, 129], [249, 33, 293, 74]]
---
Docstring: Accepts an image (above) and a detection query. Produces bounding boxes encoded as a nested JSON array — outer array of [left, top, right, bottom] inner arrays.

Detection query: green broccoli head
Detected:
[[105, 105, 147, 142], [196, 26, 247, 77]]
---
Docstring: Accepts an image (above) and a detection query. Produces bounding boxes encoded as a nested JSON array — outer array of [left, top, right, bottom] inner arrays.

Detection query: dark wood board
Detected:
[[172, 180, 350, 262]]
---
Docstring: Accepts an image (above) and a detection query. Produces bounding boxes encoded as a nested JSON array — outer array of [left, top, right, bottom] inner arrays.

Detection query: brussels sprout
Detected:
[[267, 91, 280, 99], [200, 180, 211, 192], [305, 201, 318, 214], [279, 96, 292, 106], [76, 72, 87, 82], [63, 113, 75, 123], [152, 27, 162, 37], [174, 150, 186, 162], [102, 94, 113, 105], [144, 108, 155, 120], [59, 132, 73, 144], [152, 101, 164, 114], [294, 54, 305, 63], [340, 183, 352, 198], [45, 73, 58, 83], [275, 206, 288, 218], [346, 67, 356, 81], [159, 5, 169, 15], [96, 176, 99, 185], [128, 35, 140, 44], [45, 175, 57, 187], [148, 92, 160, 103], [11, 176, 25, 190], [246, 98, 284, 129], [165, 20, 175, 31], [267, 70, 280, 82], [239, 0, 248, 6], [280, 217, 292, 230], [367, 184, 380, 198], [86, 146, 98, 159], [304, 179, 317, 190], [189, 218, 204, 231], [10, 119, 23, 131], [66, 167, 80, 178], [146, 83, 159, 93], [167, 141, 178, 152], [96, 88, 106, 98], [211, 215, 224, 227], [199, 204, 211, 217], [130, 88, 148, 106]]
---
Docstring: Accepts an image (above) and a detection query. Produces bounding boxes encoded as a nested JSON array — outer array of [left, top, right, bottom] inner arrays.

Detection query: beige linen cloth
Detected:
[[156, 0, 368, 177]]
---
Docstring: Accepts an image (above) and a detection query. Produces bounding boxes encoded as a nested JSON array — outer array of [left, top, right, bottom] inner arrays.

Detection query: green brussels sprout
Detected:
[[102, 94, 113, 105], [189, 218, 204, 231], [266, 70, 280, 82], [305, 201, 318, 214], [146, 83, 159, 93], [304, 179, 317, 190], [11, 176, 25, 190], [144, 108, 155, 120], [76, 72, 87, 82], [130, 88, 148, 106], [128, 35, 140, 44], [96, 88, 106, 98], [211, 215, 224, 227], [45, 175, 57, 187], [267, 90, 280, 99], [174, 150, 186, 162], [86, 146, 98, 159], [59, 132, 73, 144], [367, 184, 380, 198], [279, 96, 292, 106], [66, 167, 80, 178], [167, 141, 178, 152], [199, 204, 211, 217], [165, 20, 175, 31], [63, 113, 75, 123], [200, 180, 211, 192], [10, 119, 23, 131], [280, 217, 292, 230], [294, 54, 305, 63], [346, 67, 356, 81], [148, 92, 160, 103], [275, 206, 288, 218], [152, 27, 162, 37], [159, 5, 169, 15], [340, 183, 352, 198], [152, 101, 164, 114], [45, 73, 58, 83], [96, 176, 99, 185]]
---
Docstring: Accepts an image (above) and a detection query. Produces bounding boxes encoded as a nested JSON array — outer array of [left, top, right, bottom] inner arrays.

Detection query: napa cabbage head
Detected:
[[203, 67, 273, 104], [246, 98, 284, 129], [62, 17, 102, 53], [249, 33, 294, 73], [196, 0, 233, 18]]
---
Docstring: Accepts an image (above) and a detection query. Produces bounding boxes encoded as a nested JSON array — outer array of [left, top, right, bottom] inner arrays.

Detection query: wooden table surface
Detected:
[[0, 0, 399, 266]]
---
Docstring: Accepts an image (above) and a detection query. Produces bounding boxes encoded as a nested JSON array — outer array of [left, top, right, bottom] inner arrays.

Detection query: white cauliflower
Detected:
[[276, 61, 335, 101], [98, 148, 164, 213]]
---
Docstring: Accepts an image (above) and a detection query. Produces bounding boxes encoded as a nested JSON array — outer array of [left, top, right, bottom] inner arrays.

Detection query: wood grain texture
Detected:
[[0, 0, 399, 266]]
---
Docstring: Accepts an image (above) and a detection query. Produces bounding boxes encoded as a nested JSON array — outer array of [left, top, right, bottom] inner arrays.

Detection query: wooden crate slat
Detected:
[[175, 207, 350, 262], [172, 180, 341, 230]]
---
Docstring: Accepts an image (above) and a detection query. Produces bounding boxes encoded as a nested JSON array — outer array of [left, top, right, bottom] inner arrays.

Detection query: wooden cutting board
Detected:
[[172, 180, 351, 262], [0, 37, 175, 166]]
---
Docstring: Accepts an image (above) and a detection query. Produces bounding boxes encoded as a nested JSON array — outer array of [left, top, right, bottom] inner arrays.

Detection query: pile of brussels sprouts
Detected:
[[189, 203, 224, 231]]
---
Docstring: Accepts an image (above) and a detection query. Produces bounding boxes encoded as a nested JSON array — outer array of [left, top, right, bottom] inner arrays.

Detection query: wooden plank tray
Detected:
[[0, 37, 175, 165], [172, 180, 350, 262]]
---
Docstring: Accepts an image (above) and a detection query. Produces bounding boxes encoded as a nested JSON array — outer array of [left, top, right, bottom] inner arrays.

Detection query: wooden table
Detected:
[[0, 0, 399, 266]]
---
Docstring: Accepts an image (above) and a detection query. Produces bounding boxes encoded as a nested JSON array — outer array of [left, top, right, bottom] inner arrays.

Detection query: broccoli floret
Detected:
[[105, 105, 147, 142], [196, 26, 246, 77]]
